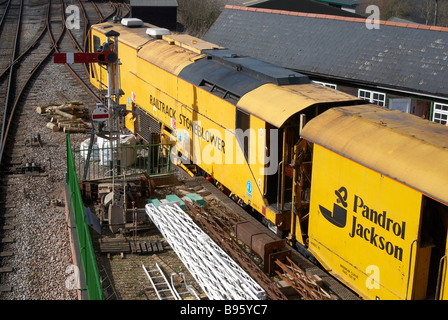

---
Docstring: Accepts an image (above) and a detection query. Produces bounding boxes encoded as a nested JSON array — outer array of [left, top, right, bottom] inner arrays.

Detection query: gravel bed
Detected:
[[0, 0, 152, 300], [0, 58, 96, 300]]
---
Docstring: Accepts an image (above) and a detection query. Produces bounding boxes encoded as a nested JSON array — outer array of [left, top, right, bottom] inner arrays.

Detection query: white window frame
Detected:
[[433, 102, 448, 126], [358, 89, 386, 107], [312, 81, 337, 90]]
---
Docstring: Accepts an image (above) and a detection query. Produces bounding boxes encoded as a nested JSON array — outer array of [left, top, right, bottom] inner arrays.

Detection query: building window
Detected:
[[358, 89, 386, 107], [312, 81, 337, 90], [433, 103, 448, 126]]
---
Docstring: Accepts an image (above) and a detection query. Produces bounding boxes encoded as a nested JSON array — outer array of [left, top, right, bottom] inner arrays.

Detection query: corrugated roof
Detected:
[[301, 104, 448, 205], [204, 6, 448, 98]]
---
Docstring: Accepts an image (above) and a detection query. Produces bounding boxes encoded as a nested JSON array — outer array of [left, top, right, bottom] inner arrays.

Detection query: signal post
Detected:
[[54, 30, 123, 205]]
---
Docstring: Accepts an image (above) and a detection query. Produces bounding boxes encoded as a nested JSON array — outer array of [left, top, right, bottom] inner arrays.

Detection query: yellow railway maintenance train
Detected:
[[89, 19, 448, 300]]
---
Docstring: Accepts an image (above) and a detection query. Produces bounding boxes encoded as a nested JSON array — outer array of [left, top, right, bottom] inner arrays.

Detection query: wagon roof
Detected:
[[301, 105, 448, 205]]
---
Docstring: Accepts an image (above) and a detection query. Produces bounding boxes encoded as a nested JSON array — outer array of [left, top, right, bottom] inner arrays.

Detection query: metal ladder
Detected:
[[142, 263, 177, 300], [98, 264, 119, 300], [170, 272, 200, 300]]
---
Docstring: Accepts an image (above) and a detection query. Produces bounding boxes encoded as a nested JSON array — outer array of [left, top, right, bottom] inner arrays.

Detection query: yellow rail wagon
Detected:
[[301, 105, 448, 300], [88, 19, 360, 234], [89, 19, 448, 299]]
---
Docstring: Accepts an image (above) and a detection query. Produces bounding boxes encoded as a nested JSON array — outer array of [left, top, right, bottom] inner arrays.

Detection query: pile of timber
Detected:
[[36, 102, 91, 133], [130, 239, 166, 254], [99, 237, 131, 254], [99, 237, 167, 255]]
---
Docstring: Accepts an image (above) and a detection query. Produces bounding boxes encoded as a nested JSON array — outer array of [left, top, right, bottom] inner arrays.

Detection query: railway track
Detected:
[[0, 0, 126, 299], [0, 0, 18, 73]]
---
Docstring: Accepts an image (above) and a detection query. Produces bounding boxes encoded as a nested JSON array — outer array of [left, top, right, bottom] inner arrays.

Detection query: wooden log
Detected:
[[56, 118, 76, 124], [36, 102, 65, 114], [75, 112, 89, 119], [58, 123, 86, 129], [52, 115, 80, 123], [36, 106, 47, 114], [56, 105, 86, 113], [71, 105, 88, 111], [80, 120, 92, 128], [54, 109, 76, 120], [50, 116, 63, 122], [38, 101, 82, 112], [67, 101, 83, 106], [63, 127, 86, 133], [46, 104, 65, 111], [57, 118, 83, 124], [46, 122, 60, 132]]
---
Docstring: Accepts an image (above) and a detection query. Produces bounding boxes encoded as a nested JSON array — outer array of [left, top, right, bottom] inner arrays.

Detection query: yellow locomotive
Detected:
[[89, 19, 448, 300]]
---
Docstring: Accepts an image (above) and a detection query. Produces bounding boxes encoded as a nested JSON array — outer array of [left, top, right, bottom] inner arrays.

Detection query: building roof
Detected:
[[301, 104, 448, 205], [313, 0, 359, 7], [130, 0, 178, 7], [204, 5, 448, 99], [244, 0, 362, 18]]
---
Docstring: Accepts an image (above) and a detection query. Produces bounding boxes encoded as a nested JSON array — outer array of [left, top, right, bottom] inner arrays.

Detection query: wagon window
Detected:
[[236, 109, 250, 160], [93, 35, 101, 52]]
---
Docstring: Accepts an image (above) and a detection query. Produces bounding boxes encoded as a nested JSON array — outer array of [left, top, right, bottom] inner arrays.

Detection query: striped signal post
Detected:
[[102, 30, 122, 206], [53, 51, 117, 64], [54, 30, 122, 203]]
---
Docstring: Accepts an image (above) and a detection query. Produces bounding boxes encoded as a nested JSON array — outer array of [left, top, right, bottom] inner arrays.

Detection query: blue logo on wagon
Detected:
[[246, 180, 252, 198]]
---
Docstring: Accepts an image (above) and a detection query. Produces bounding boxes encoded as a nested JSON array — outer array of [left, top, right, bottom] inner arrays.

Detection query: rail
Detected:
[[0, 0, 23, 164]]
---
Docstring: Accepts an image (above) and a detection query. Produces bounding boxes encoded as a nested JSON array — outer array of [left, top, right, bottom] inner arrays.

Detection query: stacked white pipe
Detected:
[[145, 202, 266, 300]]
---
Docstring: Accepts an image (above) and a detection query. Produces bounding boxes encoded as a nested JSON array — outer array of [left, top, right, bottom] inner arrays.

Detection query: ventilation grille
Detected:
[[136, 108, 161, 142]]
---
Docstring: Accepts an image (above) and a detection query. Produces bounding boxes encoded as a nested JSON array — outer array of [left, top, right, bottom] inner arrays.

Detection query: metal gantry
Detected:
[[145, 203, 266, 300]]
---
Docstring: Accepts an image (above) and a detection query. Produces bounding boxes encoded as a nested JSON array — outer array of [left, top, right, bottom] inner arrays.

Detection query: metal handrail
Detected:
[[435, 255, 447, 300], [405, 239, 418, 300]]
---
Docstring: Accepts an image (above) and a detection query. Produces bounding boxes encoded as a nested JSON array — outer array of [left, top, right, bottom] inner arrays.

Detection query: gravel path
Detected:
[[0, 48, 97, 300]]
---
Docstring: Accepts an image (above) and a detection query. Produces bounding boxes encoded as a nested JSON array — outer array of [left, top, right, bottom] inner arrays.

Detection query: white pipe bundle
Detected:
[[145, 203, 266, 300]]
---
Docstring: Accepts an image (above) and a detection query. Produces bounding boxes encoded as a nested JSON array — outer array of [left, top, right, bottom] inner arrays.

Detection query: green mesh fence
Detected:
[[66, 134, 173, 299], [66, 133, 104, 300]]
